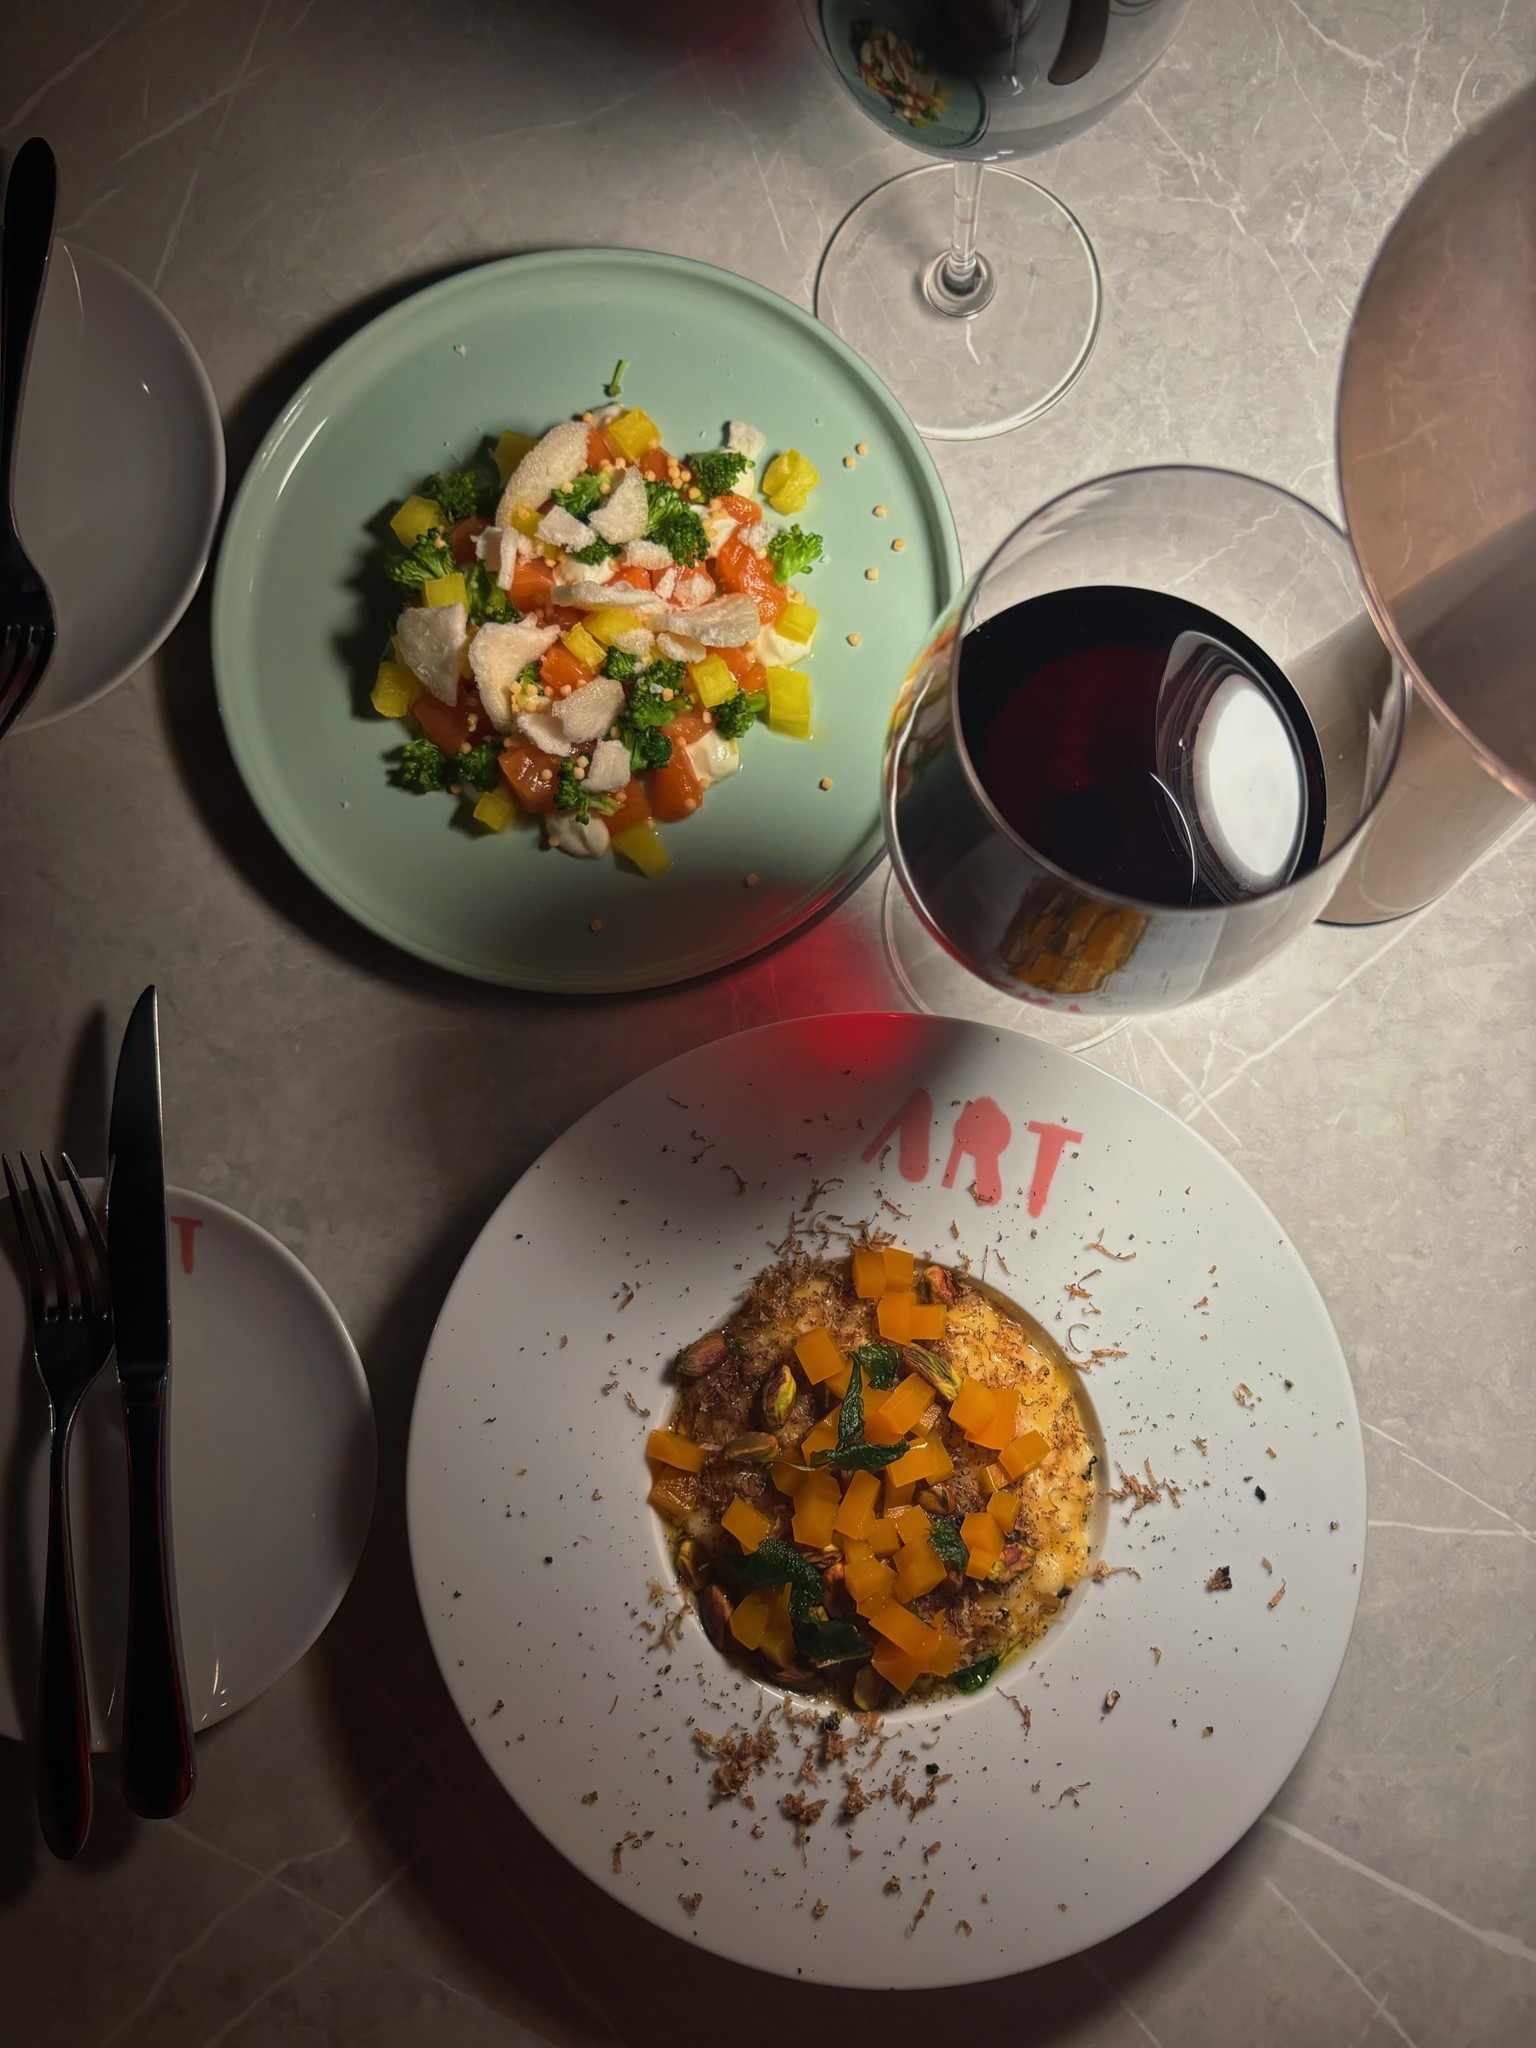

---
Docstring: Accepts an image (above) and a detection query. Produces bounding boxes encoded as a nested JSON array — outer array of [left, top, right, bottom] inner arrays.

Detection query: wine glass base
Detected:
[[816, 163, 1101, 441], [882, 872, 1126, 1054]]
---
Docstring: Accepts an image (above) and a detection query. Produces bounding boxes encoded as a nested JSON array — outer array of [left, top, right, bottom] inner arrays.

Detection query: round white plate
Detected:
[[0, 1187, 375, 1747], [407, 1015, 1366, 1987], [13, 241, 224, 732]]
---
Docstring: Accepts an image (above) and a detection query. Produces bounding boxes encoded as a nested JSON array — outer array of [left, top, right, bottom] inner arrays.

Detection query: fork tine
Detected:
[[3, 1155, 49, 1323], [60, 1153, 109, 1269], [20, 1154, 75, 1315], [40, 1156, 94, 1318]]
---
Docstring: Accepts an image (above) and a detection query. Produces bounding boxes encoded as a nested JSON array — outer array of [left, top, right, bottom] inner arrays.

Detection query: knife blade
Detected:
[[107, 985, 195, 1817]]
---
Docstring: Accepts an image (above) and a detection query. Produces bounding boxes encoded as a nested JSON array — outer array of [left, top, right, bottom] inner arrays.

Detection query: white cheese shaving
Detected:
[[656, 630, 707, 664], [395, 603, 468, 705], [687, 731, 741, 787], [474, 525, 502, 569], [655, 567, 678, 603], [701, 509, 737, 555], [588, 465, 647, 543], [591, 401, 624, 425], [551, 581, 665, 610], [739, 520, 768, 552], [494, 525, 534, 589], [584, 739, 632, 793], [658, 594, 759, 646], [669, 567, 717, 612], [537, 503, 594, 550], [726, 421, 765, 461], [516, 709, 572, 757], [555, 674, 625, 745], [611, 627, 655, 658], [545, 811, 611, 859], [622, 538, 672, 571], [468, 620, 561, 731], [497, 420, 588, 524]]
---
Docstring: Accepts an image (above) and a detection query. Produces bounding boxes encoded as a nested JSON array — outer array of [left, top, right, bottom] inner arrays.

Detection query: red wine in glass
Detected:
[[961, 586, 1329, 908]]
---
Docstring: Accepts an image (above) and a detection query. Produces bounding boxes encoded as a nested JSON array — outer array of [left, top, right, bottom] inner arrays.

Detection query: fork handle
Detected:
[[120, 1387, 195, 1817], [0, 139, 57, 516], [36, 1416, 93, 1859]]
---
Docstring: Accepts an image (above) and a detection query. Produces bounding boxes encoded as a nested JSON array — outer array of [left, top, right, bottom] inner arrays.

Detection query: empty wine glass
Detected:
[[883, 467, 1407, 1031], [798, 0, 1195, 439]]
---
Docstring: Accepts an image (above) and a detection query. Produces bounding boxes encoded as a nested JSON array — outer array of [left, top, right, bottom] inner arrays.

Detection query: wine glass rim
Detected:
[[938, 462, 1407, 917]]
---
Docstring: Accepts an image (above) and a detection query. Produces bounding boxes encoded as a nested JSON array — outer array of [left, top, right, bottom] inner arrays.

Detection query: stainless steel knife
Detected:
[[106, 986, 195, 1817]]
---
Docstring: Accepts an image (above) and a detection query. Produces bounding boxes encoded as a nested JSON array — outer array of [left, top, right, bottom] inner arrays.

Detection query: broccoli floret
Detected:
[[552, 472, 605, 519], [685, 450, 751, 499], [555, 759, 622, 823], [424, 462, 498, 521], [653, 507, 708, 567], [464, 562, 519, 625], [766, 524, 824, 582], [396, 737, 451, 792], [623, 724, 673, 773], [518, 661, 543, 689], [602, 647, 639, 681], [643, 480, 684, 534], [452, 742, 502, 793], [387, 529, 456, 589], [568, 533, 620, 565], [624, 660, 686, 722], [711, 689, 767, 739]]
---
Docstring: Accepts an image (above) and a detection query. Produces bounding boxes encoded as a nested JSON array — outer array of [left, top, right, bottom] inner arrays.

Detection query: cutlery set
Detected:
[[3, 988, 195, 1857]]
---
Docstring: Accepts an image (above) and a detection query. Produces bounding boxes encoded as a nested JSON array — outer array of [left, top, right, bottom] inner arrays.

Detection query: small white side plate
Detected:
[[14, 241, 224, 731], [0, 1187, 375, 1747]]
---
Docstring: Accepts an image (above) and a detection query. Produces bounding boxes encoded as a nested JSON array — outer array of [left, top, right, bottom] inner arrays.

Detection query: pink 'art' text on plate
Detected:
[[861, 1089, 1083, 1213]]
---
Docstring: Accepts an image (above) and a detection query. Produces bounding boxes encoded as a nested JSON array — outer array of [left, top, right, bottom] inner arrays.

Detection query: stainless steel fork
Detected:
[[0, 139, 58, 740], [3, 1153, 114, 1858]]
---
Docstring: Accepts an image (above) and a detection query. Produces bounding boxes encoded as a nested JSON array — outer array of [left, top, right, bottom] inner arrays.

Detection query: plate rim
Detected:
[[18, 240, 226, 732], [405, 1011, 1367, 1986], [0, 1182, 376, 1747], [210, 246, 963, 994]]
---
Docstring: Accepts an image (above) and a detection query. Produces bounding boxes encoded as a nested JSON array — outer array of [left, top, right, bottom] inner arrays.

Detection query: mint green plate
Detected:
[[213, 250, 961, 993]]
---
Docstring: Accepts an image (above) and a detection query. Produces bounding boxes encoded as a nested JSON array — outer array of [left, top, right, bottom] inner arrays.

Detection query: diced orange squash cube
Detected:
[[886, 1503, 931, 1542], [948, 1379, 997, 1435], [851, 1248, 887, 1299], [886, 1435, 955, 1488], [924, 1632, 964, 1677], [876, 1291, 915, 1343], [647, 1471, 694, 1523], [969, 1388, 1021, 1452], [842, 1539, 874, 1568], [844, 1550, 892, 1603], [833, 1468, 881, 1540], [907, 1303, 948, 1342], [864, 1374, 933, 1444], [988, 1490, 1020, 1533], [792, 1470, 840, 1549], [961, 1512, 1004, 1578], [982, 1461, 1010, 1494], [883, 1247, 916, 1288], [868, 1602, 942, 1659], [647, 1428, 706, 1473], [722, 1496, 774, 1553], [1001, 1428, 1051, 1480], [883, 1472, 916, 1510], [729, 1587, 776, 1651], [867, 1517, 903, 1556], [825, 1360, 853, 1400], [894, 1538, 947, 1602], [795, 1326, 845, 1386], [760, 1587, 796, 1668], [851, 1563, 899, 1617], [871, 1639, 927, 1694], [800, 1415, 839, 1461], [770, 1461, 804, 1497]]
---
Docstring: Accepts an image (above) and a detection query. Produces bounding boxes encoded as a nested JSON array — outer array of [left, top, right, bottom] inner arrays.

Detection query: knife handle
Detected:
[[36, 1419, 93, 1858], [120, 1388, 195, 1817]]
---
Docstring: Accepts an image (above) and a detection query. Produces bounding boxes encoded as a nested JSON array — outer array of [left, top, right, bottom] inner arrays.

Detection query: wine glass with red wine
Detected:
[[884, 468, 1405, 1032], [798, 0, 1194, 438]]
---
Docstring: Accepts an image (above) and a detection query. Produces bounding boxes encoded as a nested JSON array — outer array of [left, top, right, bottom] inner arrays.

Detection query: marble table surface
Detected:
[[1, 2, 1533, 2043]]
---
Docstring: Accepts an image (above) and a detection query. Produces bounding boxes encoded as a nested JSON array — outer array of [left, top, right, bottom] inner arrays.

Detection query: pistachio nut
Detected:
[[760, 1360, 797, 1429], [852, 1663, 887, 1711], [676, 1538, 711, 1590], [901, 1342, 964, 1403], [723, 1431, 778, 1467], [676, 1331, 729, 1379]]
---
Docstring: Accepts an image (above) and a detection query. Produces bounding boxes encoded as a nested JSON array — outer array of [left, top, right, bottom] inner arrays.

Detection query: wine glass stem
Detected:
[[925, 164, 997, 317], [943, 162, 984, 296]]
